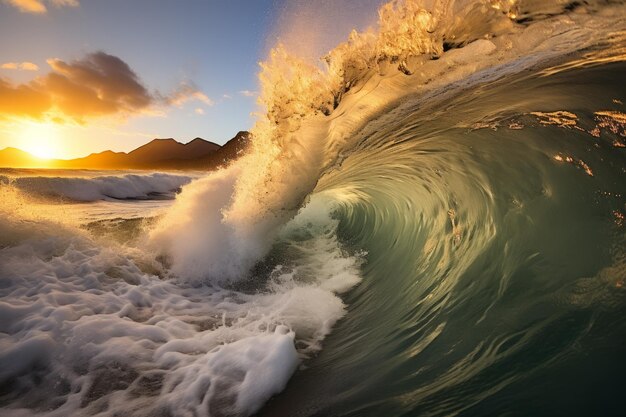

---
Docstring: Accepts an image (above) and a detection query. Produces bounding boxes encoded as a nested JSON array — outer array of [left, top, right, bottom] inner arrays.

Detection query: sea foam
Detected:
[[0, 190, 361, 416]]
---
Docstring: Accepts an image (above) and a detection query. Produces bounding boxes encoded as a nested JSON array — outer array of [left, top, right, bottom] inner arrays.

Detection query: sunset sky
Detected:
[[0, 0, 381, 160]]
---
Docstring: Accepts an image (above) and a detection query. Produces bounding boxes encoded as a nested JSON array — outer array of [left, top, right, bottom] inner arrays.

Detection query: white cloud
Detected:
[[192, 92, 213, 105], [194, 108, 205, 115], [51, 0, 78, 6], [239, 90, 257, 97], [166, 82, 214, 107]]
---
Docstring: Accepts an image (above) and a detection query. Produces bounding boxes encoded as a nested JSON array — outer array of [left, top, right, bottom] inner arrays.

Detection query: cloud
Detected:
[[0, 77, 51, 118], [44, 52, 153, 119], [1, 62, 40, 71], [194, 108, 205, 115], [3, 0, 46, 13], [52, 0, 78, 6], [239, 90, 257, 97], [2, 0, 78, 14], [0, 52, 153, 122], [0, 51, 214, 124], [166, 81, 214, 107]]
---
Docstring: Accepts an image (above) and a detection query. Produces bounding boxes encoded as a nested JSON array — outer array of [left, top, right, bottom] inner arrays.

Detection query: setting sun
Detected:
[[17, 122, 60, 159]]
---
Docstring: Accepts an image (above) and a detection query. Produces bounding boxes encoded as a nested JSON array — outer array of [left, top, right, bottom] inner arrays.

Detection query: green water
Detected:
[[260, 62, 626, 417]]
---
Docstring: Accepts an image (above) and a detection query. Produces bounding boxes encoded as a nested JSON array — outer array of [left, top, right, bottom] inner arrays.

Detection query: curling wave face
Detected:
[[1, 1, 626, 416], [260, 60, 626, 417]]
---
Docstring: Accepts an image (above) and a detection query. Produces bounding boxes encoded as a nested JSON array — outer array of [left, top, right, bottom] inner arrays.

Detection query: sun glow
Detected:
[[17, 122, 60, 159]]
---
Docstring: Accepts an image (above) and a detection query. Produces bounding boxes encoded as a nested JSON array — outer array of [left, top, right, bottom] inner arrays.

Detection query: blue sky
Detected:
[[0, 0, 382, 158]]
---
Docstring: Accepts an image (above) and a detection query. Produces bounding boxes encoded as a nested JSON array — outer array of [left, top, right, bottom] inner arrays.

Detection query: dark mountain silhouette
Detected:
[[61, 137, 221, 169], [181, 131, 251, 169], [0, 132, 251, 170], [128, 137, 220, 163], [209, 131, 251, 164]]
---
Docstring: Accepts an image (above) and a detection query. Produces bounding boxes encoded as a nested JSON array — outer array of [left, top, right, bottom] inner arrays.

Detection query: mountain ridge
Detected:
[[0, 132, 250, 170]]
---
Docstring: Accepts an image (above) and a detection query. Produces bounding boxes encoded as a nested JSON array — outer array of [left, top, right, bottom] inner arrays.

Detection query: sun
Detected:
[[17, 122, 60, 159]]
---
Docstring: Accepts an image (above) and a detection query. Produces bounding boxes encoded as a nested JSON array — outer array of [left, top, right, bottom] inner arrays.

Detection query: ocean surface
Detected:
[[1, 1, 625, 416]]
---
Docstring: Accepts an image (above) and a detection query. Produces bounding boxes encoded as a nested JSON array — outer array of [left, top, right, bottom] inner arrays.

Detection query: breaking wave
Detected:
[[0, 172, 194, 202], [1, 1, 625, 416]]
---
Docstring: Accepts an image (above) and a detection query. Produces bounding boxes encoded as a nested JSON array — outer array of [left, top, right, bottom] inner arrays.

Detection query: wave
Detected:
[[0, 172, 195, 202], [0, 191, 361, 416], [277, 62, 625, 417], [151, 0, 626, 284], [1, 1, 626, 416]]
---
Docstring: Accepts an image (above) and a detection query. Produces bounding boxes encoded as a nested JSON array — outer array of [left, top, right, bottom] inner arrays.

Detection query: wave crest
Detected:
[[156, 0, 626, 284], [0, 172, 194, 202]]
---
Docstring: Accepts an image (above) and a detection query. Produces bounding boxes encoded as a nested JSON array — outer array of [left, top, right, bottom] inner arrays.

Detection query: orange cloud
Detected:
[[0, 52, 213, 124], [1, 62, 40, 71], [0, 78, 51, 118], [44, 52, 153, 120], [0, 52, 152, 122], [2, 0, 79, 14]]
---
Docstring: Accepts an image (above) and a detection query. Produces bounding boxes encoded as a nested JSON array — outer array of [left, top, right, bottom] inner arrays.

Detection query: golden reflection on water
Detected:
[[539, 31, 626, 77], [527, 109, 626, 147]]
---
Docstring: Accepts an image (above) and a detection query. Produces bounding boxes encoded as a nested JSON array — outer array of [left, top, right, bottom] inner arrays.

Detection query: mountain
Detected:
[[127, 137, 220, 164], [182, 131, 251, 169], [0, 132, 250, 170], [61, 137, 222, 169], [0, 147, 48, 169], [61, 150, 128, 169], [206, 131, 251, 165]]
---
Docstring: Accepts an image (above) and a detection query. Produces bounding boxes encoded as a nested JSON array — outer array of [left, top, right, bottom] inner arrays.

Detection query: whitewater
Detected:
[[1, 1, 625, 416]]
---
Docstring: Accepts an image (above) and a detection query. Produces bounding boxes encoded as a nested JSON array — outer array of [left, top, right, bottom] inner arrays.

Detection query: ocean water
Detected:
[[1, 1, 626, 416]]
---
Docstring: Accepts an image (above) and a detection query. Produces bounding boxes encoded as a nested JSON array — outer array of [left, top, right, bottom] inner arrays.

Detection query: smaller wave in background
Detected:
[[0, 171, 195, 202]]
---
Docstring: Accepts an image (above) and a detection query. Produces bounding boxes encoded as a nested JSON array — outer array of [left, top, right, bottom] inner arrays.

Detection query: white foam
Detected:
[[159, 326, 299, 417], [0, 192, 362, 416], [148, 165, 262, 284]]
